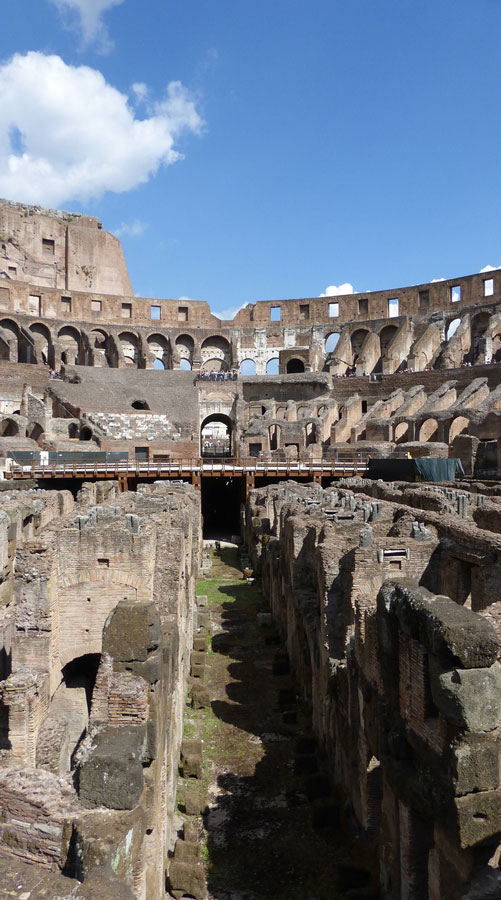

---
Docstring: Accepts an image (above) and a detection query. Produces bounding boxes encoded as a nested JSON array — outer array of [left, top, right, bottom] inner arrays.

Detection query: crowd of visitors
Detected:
[[195, 369, 238, 382]]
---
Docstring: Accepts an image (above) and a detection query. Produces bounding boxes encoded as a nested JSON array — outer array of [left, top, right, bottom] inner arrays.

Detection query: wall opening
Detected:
[[240, 358, 257, 375], [201, 476, 241, 539], [286, 358, 305, 373], [201, 414, 232, 457], [62, 653, 101, 714]]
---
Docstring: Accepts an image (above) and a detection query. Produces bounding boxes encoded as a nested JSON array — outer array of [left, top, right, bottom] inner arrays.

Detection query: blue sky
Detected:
[[0, 1, 500, 317]]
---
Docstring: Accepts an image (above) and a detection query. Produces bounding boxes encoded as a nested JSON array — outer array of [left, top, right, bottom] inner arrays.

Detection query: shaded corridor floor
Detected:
[[185, 546, 380, 900]]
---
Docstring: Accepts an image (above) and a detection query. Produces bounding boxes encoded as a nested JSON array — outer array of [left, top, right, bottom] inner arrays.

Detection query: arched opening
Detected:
[[0, 320, 19, 362], [446, 318, 461, 342], [68, 423, 79, 439], [175, 334, 194, 368], [30, 323, 52, 366], [394, 422, 409, 443], [147, 333, 170, 370], [179, 358, 192, 370], [286, 358, 305, 373], [379, 324, 398, 354], [325, 332, 340, 354], [449, 416, 469, 443], [131, 400, 149, 410], [0, 418, 19, 437], [201, 413, 232, 458], [266, 358, 279, 375], [201, 335, 231, 370], [80, 426, 93, 441], [305, 422, 315, 446], [89, 329, 110, 367], [470, 312, 491, 362], [201, 357, 228, 373], [119, 332, 141, 368], [61, 653, 101, 714], [240, 358, 257, 376], [269, 423, 281, 451], [58, 326, 81, 366], [27, 422, 44, 443], [419, 418, 439, 442], [351, 329, 369, 362]]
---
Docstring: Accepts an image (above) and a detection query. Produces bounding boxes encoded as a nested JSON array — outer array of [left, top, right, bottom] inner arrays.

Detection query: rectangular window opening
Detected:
[[484, 278, 494, 297], [97, 558, 109, 568], [388, 298, 399, 317], [42, 238, 55, 255], [270, 306, 281, 322], [418, 290, 429, 309], [28, 294, 41, 315], [61, 296, 71, 313], [329, 302, 339, 318], [121, 302, 132, 318], [178, 306, 188, 322], [299, 303, 310, 320], [358, 298, 368, 315], [450, 285, 461, 303], [91, 299, 102, 313], [151, 305, 161, 320], [8, 266, 16, 276]]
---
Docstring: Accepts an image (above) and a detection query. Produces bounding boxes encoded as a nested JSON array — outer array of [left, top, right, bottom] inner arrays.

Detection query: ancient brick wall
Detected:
[[246, 482, 501, 899]]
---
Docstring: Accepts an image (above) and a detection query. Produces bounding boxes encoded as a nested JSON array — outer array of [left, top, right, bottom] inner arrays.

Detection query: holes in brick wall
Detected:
[[388, 298, 399, 317], [270, 306, 281, 322], [450, 285, 461, 303], [329, 302, 339, 317]]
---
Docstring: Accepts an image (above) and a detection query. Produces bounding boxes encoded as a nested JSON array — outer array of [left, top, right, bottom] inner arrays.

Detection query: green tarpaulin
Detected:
[[367, 457, 464, 482]]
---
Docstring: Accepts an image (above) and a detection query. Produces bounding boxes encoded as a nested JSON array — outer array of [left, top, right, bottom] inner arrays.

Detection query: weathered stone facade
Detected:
[[0, 480, 203, 898], [245, 481, 501, 898]]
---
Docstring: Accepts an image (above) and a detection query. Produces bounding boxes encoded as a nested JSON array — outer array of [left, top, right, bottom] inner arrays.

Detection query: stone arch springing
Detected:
[[58, 326, 81, 366], [201, 335, 231, 370], [350, 328, 370, 362], [27, 422, 44, 443], [266, 357, 279, 375], [239, 358, 257, 375], [30, 322, 53, 366], [200, 413, 232, 457], [118, 331, 140, 368], [89, 328, 111, 367], [449, 416, 469, 443], [286, 358, 305, 373], [419, 418, 439, 442], [0, 417, 19, 436], [379, 324, 398, 354], [446, 318, 461, 342], [201, 356, 229, 373], [0, 319, 19, 362], [175, 334, 194, 369], [394, 421, 409, 443], [470, 311, 492, 363], [324, 332, 340, 354], [268, 423, 281, 450], [147, 333, 170, 370]]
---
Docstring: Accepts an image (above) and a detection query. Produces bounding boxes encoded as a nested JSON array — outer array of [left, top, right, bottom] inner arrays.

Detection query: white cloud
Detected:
[[320, 282, 354, 297], [0, 52, 203, 207], [480, 264, 501, 273], [115, 219, 147, 238], [431, 278, 445, 282], [215, 303, 247, 320], [132, 81, 149, 104], [50, 0, 124, 51]]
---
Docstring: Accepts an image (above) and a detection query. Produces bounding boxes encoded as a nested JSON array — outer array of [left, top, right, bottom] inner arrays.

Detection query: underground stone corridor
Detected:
[[172, 545, 380, 900]]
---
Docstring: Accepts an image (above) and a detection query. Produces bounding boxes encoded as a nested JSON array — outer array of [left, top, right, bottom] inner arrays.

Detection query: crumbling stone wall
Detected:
[[0, 480, 203, 899], [246, 482, 501, 899]]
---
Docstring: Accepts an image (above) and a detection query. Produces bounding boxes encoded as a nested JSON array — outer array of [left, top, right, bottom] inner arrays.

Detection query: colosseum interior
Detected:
[[0, 199, 499, 899]]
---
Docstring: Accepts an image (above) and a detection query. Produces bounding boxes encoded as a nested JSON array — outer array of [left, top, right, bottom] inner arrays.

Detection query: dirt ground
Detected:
[[183, 546, 380, 900]]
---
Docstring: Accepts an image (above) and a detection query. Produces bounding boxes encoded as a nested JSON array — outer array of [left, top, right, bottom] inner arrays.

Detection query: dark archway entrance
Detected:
[[201, 413, 232, 458], [201, 476, 242, 539], [286, 358, 305, 373]]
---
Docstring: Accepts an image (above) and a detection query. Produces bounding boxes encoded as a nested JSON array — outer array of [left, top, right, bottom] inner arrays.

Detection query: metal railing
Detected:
[[5, 455, 369, 480]]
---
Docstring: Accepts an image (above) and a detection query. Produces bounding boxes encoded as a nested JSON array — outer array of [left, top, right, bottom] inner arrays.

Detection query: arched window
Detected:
[[240, 358, 257, 375], [266, 358, 279, 375]]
